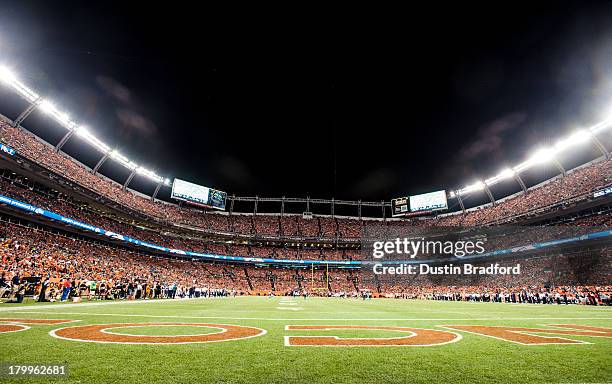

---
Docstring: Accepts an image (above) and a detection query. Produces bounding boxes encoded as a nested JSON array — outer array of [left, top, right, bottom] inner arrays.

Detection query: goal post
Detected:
[[309, 263, 330, 293]]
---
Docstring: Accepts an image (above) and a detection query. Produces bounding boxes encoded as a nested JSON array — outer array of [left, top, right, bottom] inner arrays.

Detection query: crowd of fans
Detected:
[[0, 221, 609, 305], [373, 250, 611, 305], [384, 285, 611, 305], [0, 173, 369, 260], [0, 222, 324, 302], [2, 117, 611, 241], [2, 121, 611, 240], [438, 160, 611, 226], [0, 170, 609, 265], [0, 120, 610, 306]]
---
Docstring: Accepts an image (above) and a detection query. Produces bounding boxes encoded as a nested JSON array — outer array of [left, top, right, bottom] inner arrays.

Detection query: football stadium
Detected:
[[0, 3, 611, 384]]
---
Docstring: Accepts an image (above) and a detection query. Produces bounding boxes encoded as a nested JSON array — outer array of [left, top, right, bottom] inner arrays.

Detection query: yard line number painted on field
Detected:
[[2, 318, 611, 346]]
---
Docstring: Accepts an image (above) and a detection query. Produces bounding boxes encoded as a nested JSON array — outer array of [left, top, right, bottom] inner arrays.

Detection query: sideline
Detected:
[[0, 297, 245, 312], [7, 311, 612, 322]]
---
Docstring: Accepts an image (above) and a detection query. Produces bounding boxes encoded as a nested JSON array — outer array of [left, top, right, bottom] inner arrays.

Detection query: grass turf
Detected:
[[0, 297, 610, 383]]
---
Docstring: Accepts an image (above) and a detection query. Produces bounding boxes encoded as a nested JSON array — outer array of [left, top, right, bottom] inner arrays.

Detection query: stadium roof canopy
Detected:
[[0, 65, 170, 187]]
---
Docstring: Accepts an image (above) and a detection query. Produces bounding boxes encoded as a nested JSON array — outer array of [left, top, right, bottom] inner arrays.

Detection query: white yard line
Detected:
[[0, 297, 245, 312], [6, 311, 611, 322]]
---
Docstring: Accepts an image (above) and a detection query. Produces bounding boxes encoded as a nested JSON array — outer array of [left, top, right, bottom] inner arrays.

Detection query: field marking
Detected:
[[0, 318, 78, 334], [284, 325, 462, 347], [276, 307, 303, 311], [0, 299, 173, 312], [0, 324, 30, 334], [440, 326, 591, 346], [10, 311, 612, 321], [438, 324, 612, 345], [50, 323, 268, 345], [0, 318, 79, 324], [0, 297, 249, 312], [101, 324, 228, 338]]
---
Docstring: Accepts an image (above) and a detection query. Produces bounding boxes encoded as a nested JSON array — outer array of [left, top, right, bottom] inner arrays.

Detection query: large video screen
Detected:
[[171, 178, 227, 210], [409, 190, 448, 213], [391, 197, 409, 217]]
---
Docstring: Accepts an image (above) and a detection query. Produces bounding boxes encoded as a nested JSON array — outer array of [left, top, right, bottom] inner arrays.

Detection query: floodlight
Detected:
[[591, 117, 612, 134], [555, 130, 591, 151], [498, 168, 515, 179], [110, 150, 128, 162], [39, 100, 57, 115], [0, 66, 16, 84], [472, 180, 485, 190], [568, 129, 592, 143], [0, 67, 175, 185], [461, 181, 485, 194], [452, 108, 612, 199], [12, 81, 39, 102], [75, 125, 89, 137], [529, 147, 556, 164]]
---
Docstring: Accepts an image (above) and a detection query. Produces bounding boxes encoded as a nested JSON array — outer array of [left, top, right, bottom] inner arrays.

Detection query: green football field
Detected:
[[0, 297, 611, 383]]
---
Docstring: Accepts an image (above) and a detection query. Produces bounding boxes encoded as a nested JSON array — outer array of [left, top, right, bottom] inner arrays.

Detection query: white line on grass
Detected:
[[9, 311, 612, 321], [0, 297, 245, 312]]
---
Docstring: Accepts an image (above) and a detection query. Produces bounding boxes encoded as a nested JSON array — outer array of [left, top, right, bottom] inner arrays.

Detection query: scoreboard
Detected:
[[171, 178, 227, 210], [392, 190, 448, 217], [391, 197, 409, 216], [410, 190, 448, 213]]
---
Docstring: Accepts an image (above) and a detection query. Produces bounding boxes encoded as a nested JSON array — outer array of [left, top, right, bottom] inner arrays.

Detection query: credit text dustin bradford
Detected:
[[371, 238, 521, 275]]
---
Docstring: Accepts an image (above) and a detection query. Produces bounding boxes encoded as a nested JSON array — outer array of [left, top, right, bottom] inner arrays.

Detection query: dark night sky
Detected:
[[1, 1, 611, 206]]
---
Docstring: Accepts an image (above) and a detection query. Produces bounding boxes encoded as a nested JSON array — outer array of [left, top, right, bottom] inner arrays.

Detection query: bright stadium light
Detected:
[[472, 180, 485, 190], [74, 126, 110, 152], [449, 106, 612, 199], [38, 100, 72, 125], [568, 129, 592, 143], [0, 67, 172, 186], [555, 129, 591, 151], [39, 100, 57, 114], [458, 180, 485, 195], [75, 125, 89, 137], [485, 168, 515, 185], [498, 168, 515, 179], [590, 116, 612, 134], [0, 66, 16, 84], [529, 147, 556, 164]]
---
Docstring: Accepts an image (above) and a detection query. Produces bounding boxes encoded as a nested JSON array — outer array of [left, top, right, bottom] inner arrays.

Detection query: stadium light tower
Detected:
[[0, 65, 172, 188], [455, 193, 466, 212], [532, 148, 566, 176], [12, 96, 43, 128], [151, 180, 167, 202], [444, 103, 612, 207], [586, 126, 610, 159]]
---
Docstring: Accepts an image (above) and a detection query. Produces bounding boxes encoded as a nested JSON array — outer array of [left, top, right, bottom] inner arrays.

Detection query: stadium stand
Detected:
[[2, 117, 611, 236], [1, 117, 611, 304], [1, 212, 609, 302], [0, 168, 609, 262]]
